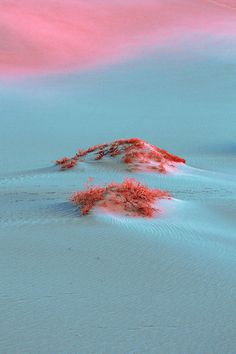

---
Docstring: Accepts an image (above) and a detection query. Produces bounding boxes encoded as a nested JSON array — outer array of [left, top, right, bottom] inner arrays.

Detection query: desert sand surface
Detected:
[[0, 1, 236, 353]]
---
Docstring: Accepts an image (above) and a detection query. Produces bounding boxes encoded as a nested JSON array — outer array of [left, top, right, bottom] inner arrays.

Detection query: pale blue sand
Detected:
[[0, 47, 236, 353]]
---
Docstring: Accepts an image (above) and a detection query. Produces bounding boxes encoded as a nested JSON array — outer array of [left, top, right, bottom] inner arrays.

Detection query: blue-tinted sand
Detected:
[[0, 46, 236, 353]]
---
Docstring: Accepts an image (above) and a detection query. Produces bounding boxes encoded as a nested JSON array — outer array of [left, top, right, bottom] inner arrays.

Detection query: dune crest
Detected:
[[56, 138, 186, 174]]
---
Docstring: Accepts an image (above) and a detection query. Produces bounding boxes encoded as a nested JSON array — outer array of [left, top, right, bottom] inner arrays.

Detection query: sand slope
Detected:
[[0, 25, 236, 354]]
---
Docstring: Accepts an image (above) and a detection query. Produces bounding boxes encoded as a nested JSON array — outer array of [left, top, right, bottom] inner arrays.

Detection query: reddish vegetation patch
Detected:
[[56, 138, 186, 173], [70, 178, 171, 218], [56, 157, 77, 170]]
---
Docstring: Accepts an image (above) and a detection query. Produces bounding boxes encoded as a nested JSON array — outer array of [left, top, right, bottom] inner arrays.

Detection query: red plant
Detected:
[[56, 138, 186, 173], [70, 178, 171, 218], [56, 157, 77, 169]]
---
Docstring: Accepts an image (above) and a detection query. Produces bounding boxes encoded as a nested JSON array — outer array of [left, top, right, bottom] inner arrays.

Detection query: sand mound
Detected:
[[56, 138, 186, 173], [70, 178, 171, 218]]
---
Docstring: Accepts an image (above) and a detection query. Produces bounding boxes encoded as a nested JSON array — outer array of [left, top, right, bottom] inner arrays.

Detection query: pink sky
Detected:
[[0, 0, 235, 75]]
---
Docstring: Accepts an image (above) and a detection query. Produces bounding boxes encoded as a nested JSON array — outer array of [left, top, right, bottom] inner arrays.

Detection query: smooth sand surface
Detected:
[[1, 35, 236, 354]]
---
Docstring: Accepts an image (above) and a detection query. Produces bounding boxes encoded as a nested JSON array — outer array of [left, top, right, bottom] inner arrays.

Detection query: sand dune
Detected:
[[0, 1, 236, 352]]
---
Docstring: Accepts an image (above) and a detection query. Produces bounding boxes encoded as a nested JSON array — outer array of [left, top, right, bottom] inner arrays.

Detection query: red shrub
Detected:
[[56, 138, 186, 173], [70, 178, 171, 218], [56, 157, 70, 165], [55, 157, 77, 169]]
